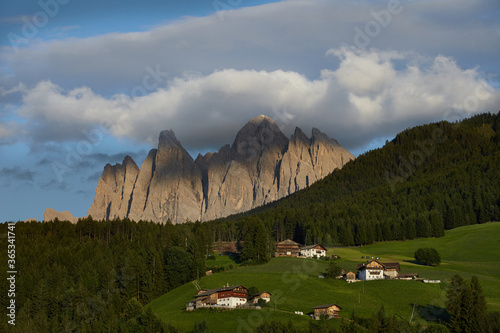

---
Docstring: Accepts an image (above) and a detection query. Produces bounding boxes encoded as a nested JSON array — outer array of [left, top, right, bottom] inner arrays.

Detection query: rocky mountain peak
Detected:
[[249, 114, 276, 125], [312, 127, 340, 145], [122, 155, 139, 170], [44, 208, 78, 223], [158, 129, 183, 148], [290, 127, 310, 145], [232, 115, 288, 160]]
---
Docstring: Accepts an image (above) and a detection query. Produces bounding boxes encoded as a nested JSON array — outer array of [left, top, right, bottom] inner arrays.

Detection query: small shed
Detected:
[[313, 304, 342, 319], [249, 291, 272, 304], [345, 271, 357, 283], [383, 262, 400, 279]]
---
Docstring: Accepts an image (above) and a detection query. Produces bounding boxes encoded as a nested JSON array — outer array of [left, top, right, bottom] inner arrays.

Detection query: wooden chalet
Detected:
[[248, 291, 272, 304], [187, 285, 248, 310], [313, 304, 342, 319], [275, 239, 301, 257], [300, 244, 327, 258], [345, 271, 357, 283]]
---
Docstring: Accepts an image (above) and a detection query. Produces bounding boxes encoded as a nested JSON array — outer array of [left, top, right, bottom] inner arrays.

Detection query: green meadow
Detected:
[[149, 222, 500, 332]]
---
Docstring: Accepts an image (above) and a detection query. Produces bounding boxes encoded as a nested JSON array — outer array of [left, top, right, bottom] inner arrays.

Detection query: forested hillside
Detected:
[[210, 112, 500, 247], [0, 219, 212, 332]]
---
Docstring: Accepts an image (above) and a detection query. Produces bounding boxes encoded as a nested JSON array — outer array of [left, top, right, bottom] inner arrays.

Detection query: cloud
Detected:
[[1, 166, 35, 182], [0, 0, 499, 152], [1, 0, 498, 96], [39, 179, 67, 191], [8, 49, 500, 151]]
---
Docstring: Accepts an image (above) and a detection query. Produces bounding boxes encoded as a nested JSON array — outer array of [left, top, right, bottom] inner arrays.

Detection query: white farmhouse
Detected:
[[356, 260, 401, 281], [188, 285, 249, 310], [357, 260, 385, 281], [215, 285, 248, 307], [300, 244, 327, 258]]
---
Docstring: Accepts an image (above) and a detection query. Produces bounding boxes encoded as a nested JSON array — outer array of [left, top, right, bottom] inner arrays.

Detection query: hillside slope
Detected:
[[212, 112, 500, 246], [149, 223, 500, 332]]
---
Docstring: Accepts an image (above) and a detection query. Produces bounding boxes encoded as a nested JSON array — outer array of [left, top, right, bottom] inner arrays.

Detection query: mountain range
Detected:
[[86, 115, 354, 223]]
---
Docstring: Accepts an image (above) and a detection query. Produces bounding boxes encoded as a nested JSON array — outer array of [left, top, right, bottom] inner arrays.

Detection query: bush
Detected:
[[257, 298, 267, 308], [247, 286, 259, 299], [414, 247, 441, 266], [325, 262, 343, 278]]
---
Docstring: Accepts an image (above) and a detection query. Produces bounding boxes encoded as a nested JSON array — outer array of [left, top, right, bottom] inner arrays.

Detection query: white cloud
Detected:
[[11, 49, 500, 151], [331, 48, 402, 93]]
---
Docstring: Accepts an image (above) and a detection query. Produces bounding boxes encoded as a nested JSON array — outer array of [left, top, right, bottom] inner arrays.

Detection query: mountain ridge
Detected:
[[87, 115, 355, 223]]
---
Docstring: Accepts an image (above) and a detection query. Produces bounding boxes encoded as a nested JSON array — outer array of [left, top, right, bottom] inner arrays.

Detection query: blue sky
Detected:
[[1, 0, 499, 222]]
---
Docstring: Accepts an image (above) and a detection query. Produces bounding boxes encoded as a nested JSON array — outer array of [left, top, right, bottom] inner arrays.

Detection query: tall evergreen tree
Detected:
[[469, 276, 489, 333]]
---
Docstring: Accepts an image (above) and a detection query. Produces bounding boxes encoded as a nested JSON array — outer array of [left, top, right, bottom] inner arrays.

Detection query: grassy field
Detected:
[[330, 222, 500, 311], [149, 222, 500, 332]]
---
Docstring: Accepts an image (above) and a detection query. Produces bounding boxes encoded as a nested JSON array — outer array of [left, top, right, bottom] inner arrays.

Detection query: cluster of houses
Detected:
[[274, 239, 327, 258], [274, 240, 419, 282], [186, 284, 271, 311], [186, 241, 419, 320], [185, 283, 342, 320]]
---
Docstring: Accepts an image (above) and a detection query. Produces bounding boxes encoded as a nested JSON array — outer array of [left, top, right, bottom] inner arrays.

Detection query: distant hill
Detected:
[[212, 112, 500, 246]]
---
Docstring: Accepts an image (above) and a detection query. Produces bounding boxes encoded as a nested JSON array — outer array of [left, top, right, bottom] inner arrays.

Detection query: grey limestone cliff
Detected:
[[87, 115, 355, 223], [44, 208, 78, 223]]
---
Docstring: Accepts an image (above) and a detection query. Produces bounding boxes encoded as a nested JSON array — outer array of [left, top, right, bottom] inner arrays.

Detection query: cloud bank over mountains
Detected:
[[1, 0, 499, 152], [6, 48, 500, 151]]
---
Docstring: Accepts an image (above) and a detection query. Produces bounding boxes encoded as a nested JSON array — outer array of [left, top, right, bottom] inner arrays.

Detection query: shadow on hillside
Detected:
[[403, 259, 430, 266], [416, 304, 450, 323]]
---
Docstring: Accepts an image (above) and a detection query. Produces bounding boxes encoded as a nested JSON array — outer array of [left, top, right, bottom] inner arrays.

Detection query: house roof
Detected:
[[357, 260, 385, 270], [356, 260, 400, 272], [249, 291, 272, 299], [195, 288, 219, 297], [357, 260, 400, 271], [314, 304, 342, 310], [195, 285, 247, 298], [300, 244, 326, 251], [276, 239, 301, 246], [398, 273, 419, 278], [383, 262, 400, 270]]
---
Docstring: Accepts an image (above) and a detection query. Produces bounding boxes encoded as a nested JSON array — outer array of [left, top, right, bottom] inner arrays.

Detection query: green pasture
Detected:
[[150, 222, 500, 332]]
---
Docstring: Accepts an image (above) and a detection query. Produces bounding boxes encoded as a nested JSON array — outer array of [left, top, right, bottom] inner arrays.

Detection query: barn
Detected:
[[275, 239, 301, 257], [313, 304, 342, 319]]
